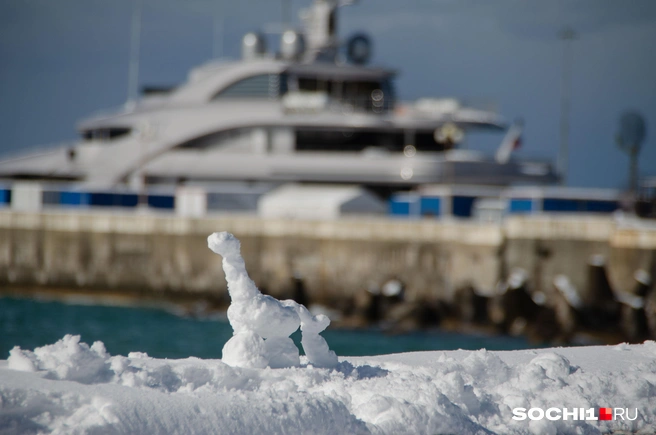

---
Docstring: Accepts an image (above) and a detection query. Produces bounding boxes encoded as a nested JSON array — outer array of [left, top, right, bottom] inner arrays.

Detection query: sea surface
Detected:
[[0, 296, 540, 360]]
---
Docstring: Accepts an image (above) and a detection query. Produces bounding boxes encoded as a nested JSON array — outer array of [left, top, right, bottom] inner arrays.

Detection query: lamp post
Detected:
[[557, 26, 577, 186]]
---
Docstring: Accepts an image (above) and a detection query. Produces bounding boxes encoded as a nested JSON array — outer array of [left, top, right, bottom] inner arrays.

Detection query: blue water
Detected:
[[0, 297, 538, 360]]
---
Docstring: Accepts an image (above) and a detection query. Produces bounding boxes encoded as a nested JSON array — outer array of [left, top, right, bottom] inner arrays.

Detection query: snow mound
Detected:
[[3, 338, 656, 434], [3, 232, 655, 433], [208, 231, 337, 369], [8, 334, 109, 383]]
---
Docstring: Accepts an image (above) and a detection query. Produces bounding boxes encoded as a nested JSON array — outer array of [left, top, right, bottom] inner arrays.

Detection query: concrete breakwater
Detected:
[[1, 210, 655, 343]]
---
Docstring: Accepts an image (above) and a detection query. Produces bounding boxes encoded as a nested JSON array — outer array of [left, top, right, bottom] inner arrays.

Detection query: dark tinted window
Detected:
[[82, 127, 131, 141], [213, 74, 287, 100]]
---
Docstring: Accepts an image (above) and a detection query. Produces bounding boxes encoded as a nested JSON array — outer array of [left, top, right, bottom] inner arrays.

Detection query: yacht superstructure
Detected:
[[0, 0, 558, 192]]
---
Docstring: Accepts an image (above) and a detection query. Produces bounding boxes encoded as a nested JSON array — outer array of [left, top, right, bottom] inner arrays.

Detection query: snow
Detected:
[[2, 232, 656, 434], [207, 231, 337, 369], [2, 337, 656, 434]]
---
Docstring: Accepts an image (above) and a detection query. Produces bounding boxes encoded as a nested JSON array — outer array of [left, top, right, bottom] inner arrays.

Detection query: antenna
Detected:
[[301, 0, 358, 62], [127, 0, 142, 104], [213, 4, 224, 59], [557, 26, 577, 186], [282, 0, 292, 30]]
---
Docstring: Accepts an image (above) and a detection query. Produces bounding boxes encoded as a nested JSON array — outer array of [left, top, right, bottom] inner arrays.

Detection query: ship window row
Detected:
[[212, 74, 288, 100], [211, 73, 395, 112], [295, 129, 442, 152], [81, 127, 132, 141], [175, 127, 448, 153]]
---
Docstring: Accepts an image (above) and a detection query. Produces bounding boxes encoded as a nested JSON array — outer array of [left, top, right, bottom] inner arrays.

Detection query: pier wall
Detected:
[[0, 210, 654, 306]]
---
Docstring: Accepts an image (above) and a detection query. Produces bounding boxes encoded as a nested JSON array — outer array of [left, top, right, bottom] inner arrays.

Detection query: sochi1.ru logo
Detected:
[[512, 407, 638, 421]]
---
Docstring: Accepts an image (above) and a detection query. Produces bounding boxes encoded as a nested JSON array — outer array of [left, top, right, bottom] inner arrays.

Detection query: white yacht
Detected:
[[0, 0, 557, 194]]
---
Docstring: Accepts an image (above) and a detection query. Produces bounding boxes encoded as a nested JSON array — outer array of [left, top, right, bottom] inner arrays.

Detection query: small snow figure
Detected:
[[292, 302, 338, 368], [208, 232, 337, 369]]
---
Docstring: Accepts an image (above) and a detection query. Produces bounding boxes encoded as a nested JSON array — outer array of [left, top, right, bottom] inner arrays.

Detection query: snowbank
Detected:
[[2, 232, 655, 434], [2, 336, 655, 434]]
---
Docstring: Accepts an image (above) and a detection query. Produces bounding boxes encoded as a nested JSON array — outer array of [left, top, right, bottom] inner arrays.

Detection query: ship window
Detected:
[[296, 129, 403, 152], [174, 128, 253, 150], [212, 74, 288, 100], [298, 78, 318, 92], [296, 78, 395, 112], [298, 78, 335, 93], [82, 127, 131, 141], [328, 11, 336, 35], [342, 81, 381, 99], [176, 130, 233, 149], [141, 85, 175, 96], [381, 79, 396, 105], [295, 129, 447, 152]]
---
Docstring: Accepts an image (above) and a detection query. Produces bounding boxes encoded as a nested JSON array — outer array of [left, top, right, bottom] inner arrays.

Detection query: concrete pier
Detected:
[[0, 210, 506, 301], [1, 210, 655, 340]]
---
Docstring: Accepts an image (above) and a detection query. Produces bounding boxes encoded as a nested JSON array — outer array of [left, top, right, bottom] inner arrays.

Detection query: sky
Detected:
[[0, 0, 655, 188]]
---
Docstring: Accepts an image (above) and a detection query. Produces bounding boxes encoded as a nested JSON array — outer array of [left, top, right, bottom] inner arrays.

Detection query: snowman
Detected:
[[208, 232, 337, 369]]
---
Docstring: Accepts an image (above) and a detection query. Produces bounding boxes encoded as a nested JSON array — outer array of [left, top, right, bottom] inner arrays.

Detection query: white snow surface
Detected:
[[2, 232, 655, 434], [2, 337, 656, 434]]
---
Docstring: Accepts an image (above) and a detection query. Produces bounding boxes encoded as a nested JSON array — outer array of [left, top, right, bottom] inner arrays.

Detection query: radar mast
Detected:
[[301, 0, 358, 62]]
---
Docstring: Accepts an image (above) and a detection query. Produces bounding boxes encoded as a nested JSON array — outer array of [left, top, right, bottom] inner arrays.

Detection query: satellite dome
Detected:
[[280, 30, 305, 61], [242, 32, 267, 60]]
